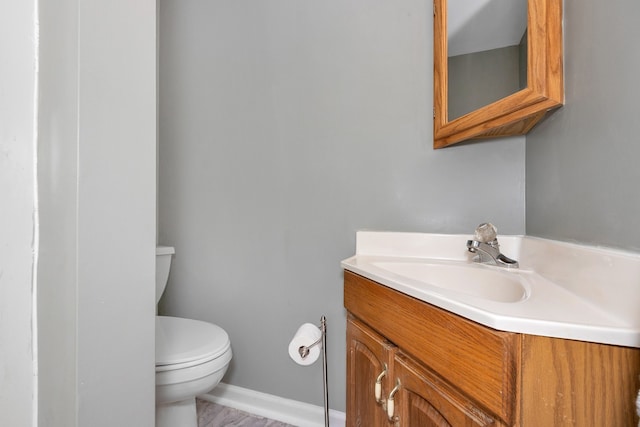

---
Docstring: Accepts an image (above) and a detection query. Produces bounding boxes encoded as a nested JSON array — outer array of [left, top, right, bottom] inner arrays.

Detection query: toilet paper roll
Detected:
[[288, 323, 322, 366]]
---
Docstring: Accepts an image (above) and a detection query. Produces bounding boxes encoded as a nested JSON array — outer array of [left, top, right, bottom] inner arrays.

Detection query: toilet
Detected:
[[155, 246, 232, 427]]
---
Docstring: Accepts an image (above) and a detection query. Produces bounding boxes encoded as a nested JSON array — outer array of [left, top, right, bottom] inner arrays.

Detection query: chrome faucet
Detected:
[[466, 223, 519, 268]]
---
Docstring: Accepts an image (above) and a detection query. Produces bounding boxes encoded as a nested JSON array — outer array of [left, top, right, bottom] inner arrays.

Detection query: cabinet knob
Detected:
[[374, 363, 387, 404], [387, 378, 401, 422]]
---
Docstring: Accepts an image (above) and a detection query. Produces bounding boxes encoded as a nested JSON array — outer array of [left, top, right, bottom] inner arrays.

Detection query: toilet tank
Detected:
[[156, 246, 175, 304]]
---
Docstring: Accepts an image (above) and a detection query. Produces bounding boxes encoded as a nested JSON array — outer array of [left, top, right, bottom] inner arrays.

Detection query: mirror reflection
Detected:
[[447, 0, 528, 121]]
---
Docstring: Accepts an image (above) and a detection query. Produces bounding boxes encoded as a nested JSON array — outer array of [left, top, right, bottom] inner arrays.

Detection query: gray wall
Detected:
[[158, 0, 525, 412], [526, 0, 640, 252]]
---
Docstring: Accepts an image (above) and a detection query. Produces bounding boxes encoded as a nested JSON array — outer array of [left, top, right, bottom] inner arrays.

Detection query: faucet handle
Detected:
[[474, 223, 498, 243]]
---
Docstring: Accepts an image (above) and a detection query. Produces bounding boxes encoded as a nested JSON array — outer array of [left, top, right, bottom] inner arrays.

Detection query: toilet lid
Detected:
[[156, 316, 230, 366]]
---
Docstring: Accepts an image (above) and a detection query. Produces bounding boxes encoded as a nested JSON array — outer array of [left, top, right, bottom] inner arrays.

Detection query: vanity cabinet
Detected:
[[344, 270, 640, 427]]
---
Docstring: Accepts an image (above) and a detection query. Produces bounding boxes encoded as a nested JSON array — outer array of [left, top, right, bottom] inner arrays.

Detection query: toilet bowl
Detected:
[[155, 247, 232, 427]]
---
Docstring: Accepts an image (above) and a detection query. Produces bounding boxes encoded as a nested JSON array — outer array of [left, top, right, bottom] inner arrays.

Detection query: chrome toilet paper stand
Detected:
[[297, 315, 329, 427]]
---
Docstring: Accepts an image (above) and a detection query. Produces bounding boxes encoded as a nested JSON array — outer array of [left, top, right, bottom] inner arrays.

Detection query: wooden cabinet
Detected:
[[348, 316, 501, 427], [344, 270, 640, 427], [393, 352, 500, 427]]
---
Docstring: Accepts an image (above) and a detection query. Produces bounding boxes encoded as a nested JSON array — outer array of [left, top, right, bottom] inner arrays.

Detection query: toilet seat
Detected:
[[156, 316, 231, 372]]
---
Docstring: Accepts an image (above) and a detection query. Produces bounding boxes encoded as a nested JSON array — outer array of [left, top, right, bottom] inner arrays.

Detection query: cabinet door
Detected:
[[393, 353, 502, 427], [347, 316, 394, 427]]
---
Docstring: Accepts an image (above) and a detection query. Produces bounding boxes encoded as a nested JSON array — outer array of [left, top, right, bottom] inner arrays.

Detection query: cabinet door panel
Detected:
[[347, 316, 394, 427], [405, 392, 452, 427], [395, 353, 501, 427]]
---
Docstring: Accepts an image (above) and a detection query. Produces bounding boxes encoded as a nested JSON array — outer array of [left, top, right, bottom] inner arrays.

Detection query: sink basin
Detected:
[[372, 261, 527, 303], [341, 231, 640, 347]]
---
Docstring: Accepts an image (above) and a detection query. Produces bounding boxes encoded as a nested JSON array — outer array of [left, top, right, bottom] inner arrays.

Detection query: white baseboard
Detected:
[[199, 383, 346, 427]]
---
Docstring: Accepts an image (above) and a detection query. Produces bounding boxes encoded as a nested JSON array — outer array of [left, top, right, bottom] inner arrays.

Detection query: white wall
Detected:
[[0, 0, 38, 424], [37, 0, 79, 423], [1, 0, 158, 426], [158, 0, 526, 412], [75, 1, 157, 423]]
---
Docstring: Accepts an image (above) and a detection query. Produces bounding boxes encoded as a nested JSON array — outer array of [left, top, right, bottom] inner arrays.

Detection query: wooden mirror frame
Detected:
[[434, 0, 564, 149]]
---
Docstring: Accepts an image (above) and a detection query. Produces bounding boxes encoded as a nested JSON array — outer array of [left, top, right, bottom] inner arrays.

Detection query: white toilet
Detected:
[[155, 246, 232, 427]]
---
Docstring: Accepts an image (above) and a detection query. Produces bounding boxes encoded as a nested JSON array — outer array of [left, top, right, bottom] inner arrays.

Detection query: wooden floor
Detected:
[[196, 399, 296, 427]]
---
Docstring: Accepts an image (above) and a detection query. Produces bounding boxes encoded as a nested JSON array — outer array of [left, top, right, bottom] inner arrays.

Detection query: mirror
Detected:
[[434, 0, 564, 149], [448, 0, 528, 121]]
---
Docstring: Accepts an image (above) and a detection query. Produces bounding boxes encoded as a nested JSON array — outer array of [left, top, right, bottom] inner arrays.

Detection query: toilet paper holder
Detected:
[[297, 321, 324, 358], [297, 316, 329, 427]]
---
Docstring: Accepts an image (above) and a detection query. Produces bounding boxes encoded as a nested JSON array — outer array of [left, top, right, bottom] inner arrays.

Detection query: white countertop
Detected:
[[341, 231, 640, 348]]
